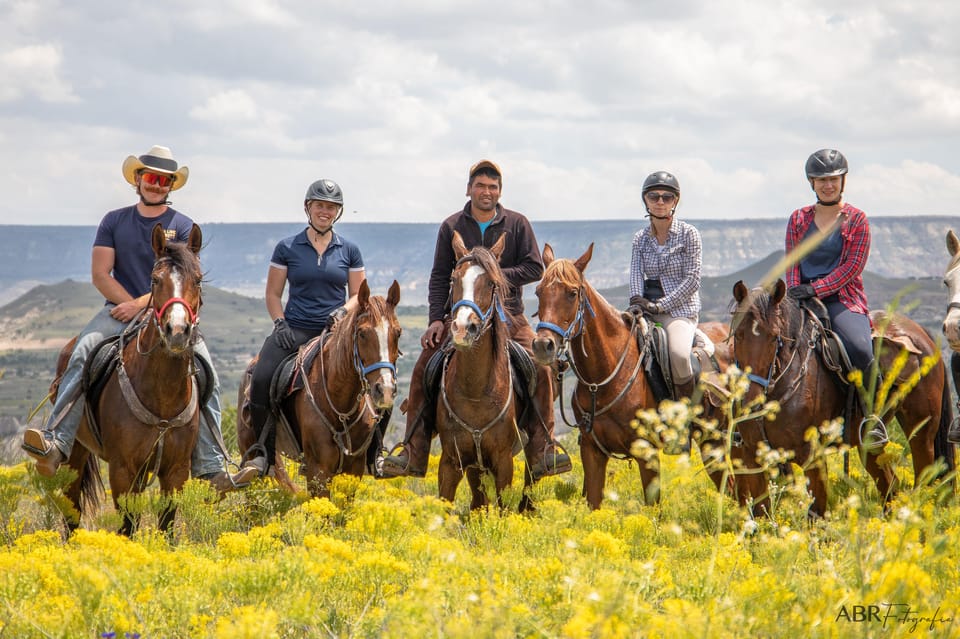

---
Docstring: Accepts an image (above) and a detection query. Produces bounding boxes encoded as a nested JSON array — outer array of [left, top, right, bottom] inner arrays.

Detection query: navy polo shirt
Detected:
[[271, 229, 364, 330]]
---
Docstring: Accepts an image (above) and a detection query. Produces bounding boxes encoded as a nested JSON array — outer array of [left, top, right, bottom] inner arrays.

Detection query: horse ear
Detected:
[[358, 279, 371, 308], [733, 280, 748, 303], [452, 231, 468, 261], [151, 223, 166, 257], [771, 279, 787, 303], [188, 224, 202, 254], [573, 243, 594, 273], [542, 243, 554, 266], [387, 280, 401, 307], [490, 233, 506, 260], [947, 229, 960, 257]]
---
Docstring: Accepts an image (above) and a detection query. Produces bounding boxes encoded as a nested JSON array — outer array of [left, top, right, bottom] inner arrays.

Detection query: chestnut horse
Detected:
[[237, 280, 401, 497], [63, 224, 205, 535], [436, 232, 533, 510], [531, 243, 734, 509], [731, 279, 954, 517]]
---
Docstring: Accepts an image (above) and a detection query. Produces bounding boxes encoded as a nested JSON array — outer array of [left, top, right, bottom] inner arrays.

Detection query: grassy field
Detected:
[[1, 365, 959, 638]]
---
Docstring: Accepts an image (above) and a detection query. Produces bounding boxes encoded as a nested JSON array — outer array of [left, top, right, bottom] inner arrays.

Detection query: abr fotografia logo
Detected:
[[836, 604, 953, 633]]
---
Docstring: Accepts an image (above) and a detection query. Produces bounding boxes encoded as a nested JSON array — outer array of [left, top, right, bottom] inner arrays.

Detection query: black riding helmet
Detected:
[[642, 171, 680, 219], [304, 178, 343, 206], [642, 170, 680, 195], [805, 149, 847, 205], [304, 178, 344, 234]]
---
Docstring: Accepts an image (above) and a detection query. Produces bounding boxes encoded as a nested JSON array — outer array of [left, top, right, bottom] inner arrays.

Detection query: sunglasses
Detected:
[[140, 172, 175, 188], [645, 191, 676, 203]]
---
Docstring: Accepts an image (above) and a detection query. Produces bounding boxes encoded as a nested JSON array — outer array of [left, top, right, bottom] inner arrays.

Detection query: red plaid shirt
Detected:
[[785, 203, 870, 316]]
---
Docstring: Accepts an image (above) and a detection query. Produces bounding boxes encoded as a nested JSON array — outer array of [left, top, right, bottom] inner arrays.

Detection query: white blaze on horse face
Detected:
[[453, 264, 485, 329], [167, 269, 189, 327], [944, 262, 960, 346], [751, 320, 760, 337], [374, 317, 395, 388]]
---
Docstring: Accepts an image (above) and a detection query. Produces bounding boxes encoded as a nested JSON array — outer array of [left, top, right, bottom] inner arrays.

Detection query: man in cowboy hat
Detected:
[[22, 145, 256, 493]]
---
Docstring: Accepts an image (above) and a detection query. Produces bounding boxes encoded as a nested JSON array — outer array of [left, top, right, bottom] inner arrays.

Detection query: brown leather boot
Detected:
[[674, 378, 697, 402], [381, 426, 429, 478], [199, 469, 258, 497], [22, 428, 65, 478]]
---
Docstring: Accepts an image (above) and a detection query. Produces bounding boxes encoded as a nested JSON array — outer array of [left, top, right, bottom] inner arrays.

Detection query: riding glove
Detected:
[[272, 318, 296, 350], [627, 295, 660, 315], [326, 306, 348, 330], [787, 284, 817, 300]]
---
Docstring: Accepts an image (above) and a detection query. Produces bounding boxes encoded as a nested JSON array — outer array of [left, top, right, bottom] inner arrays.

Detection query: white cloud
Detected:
[[0, 44, 77, 103], [0, 0, 958, 225]]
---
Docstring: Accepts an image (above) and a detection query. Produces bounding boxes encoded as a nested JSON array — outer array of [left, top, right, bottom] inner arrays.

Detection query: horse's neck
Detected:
[[121, 326, 193, 405], [574, 291, 636, 375], [448, 323, 508, 399], [320, 335, 362, 407]]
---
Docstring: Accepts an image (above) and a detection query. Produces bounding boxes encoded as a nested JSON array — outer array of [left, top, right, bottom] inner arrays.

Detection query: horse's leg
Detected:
[[637, 458, 661, 505], [63, 446, 91, 534], [437, 452, 463, 503], [580, 437, 609, 510], [466, 467, 487, 510], [519, 459, 535, 513], [861, 448, 898, 507], [736, 443, 771, 517], [108, 463, 139, 537], [492, 452, 515, 511], [157, 461, 191, 534], [804, 463, 830, 519]]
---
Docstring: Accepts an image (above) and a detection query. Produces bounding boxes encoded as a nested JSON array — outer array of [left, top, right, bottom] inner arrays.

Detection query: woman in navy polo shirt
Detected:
[[242, 179, 365, 475]]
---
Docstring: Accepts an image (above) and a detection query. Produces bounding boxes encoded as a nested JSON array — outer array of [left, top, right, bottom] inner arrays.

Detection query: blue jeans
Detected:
[[45, 305, 225, 476], [825, 301, 874, 372]]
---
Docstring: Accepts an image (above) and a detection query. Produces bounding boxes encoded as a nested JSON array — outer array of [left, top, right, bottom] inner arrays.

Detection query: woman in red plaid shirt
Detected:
[[784, 148, 886, 447]]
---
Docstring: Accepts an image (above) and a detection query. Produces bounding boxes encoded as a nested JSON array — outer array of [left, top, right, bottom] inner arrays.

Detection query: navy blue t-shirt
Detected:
[[271, 230, 364, 330], [93, 205, 195, 299], [799, 222, 843, 283]]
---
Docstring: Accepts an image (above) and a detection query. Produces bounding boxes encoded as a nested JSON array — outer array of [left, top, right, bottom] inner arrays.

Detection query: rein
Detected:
[[300, 313, 396, 472], [539, 287, 645, 458], [442, 280, 515, 472], [116, 304, 200, 488]]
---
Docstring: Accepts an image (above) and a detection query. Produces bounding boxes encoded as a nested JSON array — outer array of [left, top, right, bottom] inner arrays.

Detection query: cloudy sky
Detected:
[[2, 0, 959, 226]]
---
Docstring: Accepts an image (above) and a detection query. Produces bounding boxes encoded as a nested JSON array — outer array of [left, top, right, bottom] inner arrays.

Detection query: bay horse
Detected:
[[436, 231, 532, 510], [63, 223, 205, 535], [531, 242, 735, 510], [731, 279, 954, 518], [237, 279, 401, 497]]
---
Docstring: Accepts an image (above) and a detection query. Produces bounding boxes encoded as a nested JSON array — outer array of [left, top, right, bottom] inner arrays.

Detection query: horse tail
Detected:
[[78, 453, 104, 517], [934, 371, 956, 475]]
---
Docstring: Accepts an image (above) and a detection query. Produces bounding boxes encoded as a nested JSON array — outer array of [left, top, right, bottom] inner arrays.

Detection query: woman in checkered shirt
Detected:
[[627, 170, 702, 400]]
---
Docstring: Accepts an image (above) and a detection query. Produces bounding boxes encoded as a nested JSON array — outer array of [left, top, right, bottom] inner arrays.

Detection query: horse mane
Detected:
[[156, 240, 203, 281], [328, 295, 391, 367], [735, 286, 804, 341], [459, 245, 510, 347], [542, 258, 583, 290]]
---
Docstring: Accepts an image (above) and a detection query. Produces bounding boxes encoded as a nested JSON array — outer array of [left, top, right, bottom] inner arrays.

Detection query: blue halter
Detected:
[[736, 335, 783, 390], [534, 289, 596, 342], [451, 295, 508, 326], [351, 320, 398, 378]]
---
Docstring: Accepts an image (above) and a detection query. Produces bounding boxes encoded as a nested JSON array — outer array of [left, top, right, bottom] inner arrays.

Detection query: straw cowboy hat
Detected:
[[122, 145, 190, 190]]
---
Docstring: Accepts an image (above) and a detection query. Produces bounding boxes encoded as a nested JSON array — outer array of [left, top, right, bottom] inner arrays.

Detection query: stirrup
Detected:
[[859, 415, 889, 453]]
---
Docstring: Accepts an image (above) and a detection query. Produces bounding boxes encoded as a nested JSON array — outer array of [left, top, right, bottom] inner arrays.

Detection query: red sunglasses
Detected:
[[140, 171, 175, 188]]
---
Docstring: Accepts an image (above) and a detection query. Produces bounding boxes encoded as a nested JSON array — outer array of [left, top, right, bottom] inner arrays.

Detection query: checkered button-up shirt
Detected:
[[629, 219, 701, 318]]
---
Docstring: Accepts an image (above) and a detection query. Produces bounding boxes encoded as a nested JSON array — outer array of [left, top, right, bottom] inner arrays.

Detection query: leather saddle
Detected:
[[642, 323, 720, 403], [78, 327, 213, 410], [423, 337, 538, 415]]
